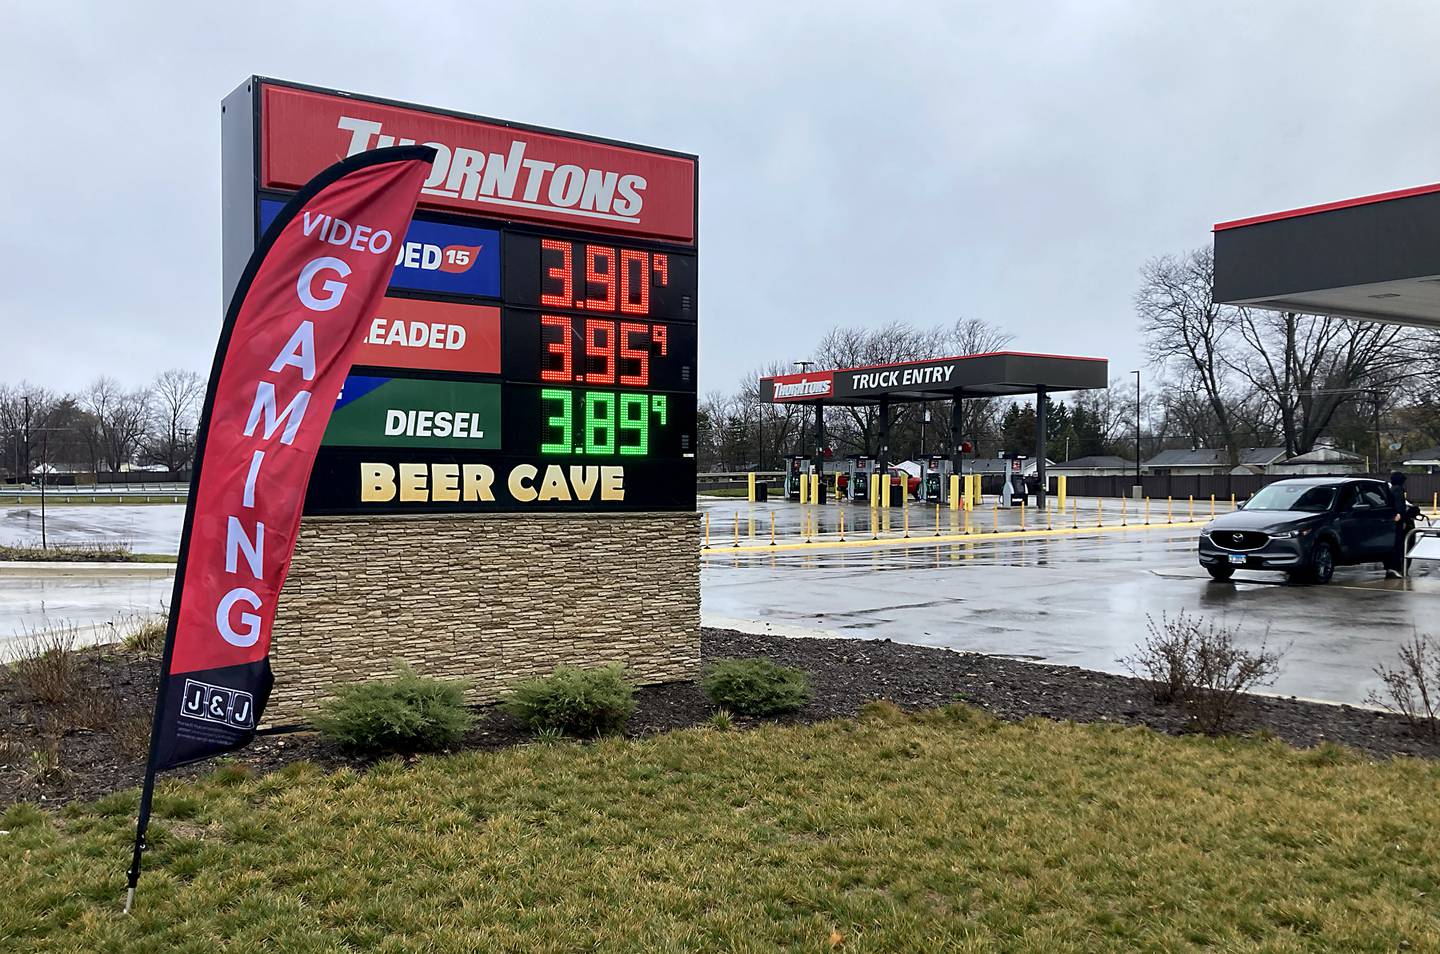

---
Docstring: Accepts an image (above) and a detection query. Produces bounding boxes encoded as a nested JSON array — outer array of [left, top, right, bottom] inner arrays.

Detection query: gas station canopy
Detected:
[[1213, 181, 1440, 329], [759, 351, 1109, 406]]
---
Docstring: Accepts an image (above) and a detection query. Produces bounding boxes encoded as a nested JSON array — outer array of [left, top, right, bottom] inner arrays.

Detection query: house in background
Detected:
[[1049, 455, 1136, 477], [1403, 447, 1440, 474], [1270, 445, 1366, 476], [1144, 447, 1286, 476]]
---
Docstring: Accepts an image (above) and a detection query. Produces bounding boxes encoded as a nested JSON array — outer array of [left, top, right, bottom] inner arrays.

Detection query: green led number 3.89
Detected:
[[540, 388, 667, 456]]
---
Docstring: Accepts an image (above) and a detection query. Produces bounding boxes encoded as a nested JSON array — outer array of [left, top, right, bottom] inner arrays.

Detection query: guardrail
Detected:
[[0, 487, 189, 504]]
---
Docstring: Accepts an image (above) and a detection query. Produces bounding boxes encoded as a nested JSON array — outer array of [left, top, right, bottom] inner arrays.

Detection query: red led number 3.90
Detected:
[[541, 315, 668, 387], [541, 239, 668, 316]]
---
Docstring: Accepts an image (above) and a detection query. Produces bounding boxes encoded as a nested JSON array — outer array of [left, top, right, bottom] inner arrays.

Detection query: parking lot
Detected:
[[2, 498, 1435, 705], [702, 497, 1440, 706]]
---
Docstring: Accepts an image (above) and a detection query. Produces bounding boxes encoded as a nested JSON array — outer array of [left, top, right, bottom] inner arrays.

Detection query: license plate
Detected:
[[1228, 554, 1247, 565]]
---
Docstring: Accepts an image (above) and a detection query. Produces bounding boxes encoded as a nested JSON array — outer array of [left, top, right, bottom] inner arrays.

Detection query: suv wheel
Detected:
[[1303, 540, 1336, 585], [1206, 564, 1235, 581]]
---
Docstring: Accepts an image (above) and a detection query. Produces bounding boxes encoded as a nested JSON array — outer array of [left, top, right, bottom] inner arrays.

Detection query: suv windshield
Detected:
[[1244, 484, 1336, 513]]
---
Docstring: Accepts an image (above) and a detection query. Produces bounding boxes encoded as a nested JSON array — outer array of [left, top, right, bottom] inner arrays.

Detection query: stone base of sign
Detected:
[[265, 512, 700, 723]]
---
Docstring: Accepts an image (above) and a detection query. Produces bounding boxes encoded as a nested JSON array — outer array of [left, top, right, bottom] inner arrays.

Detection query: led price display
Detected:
[[538, 388, 668, 456], [541, 315, 665, 386], [540, 240, 667, 315], [503, 233, 696, 323]]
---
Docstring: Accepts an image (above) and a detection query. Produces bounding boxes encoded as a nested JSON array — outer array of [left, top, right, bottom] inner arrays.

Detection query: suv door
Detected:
[[1350, 481, 1396, 559], [1337, 484, 1374, 559]]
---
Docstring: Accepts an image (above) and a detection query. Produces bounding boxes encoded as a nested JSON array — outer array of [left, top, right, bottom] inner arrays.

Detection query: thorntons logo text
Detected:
[[773, 377, 833, 399], [850, 365, 956, 391], [338, 116, 647, 226]]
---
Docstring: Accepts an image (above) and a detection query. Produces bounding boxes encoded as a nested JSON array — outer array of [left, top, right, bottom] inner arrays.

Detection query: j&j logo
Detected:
[[180, 678, 255, 729]]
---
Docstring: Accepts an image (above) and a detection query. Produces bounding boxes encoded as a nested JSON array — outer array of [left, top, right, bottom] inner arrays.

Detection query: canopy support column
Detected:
[[1035, 385, 1048, 510]]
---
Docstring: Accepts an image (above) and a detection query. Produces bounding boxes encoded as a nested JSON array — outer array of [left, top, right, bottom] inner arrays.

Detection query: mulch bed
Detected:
[[4, 627, 1438, 809]]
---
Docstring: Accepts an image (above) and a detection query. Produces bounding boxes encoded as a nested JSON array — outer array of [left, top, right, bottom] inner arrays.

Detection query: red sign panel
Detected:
[[353, 297, 500, 374], [768, 370, 834, 402], [261, 84, 697, 245]]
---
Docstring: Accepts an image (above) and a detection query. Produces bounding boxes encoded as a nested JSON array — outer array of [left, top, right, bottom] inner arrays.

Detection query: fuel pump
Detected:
[[784, 455, 805, 501], [921, 455, 952, 504], [998, 454, 1027, 508], [847, 455, 872, 503]]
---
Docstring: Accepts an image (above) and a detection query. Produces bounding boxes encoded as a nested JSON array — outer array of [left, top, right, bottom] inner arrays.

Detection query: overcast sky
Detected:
[[3, 2, 1439, 397]]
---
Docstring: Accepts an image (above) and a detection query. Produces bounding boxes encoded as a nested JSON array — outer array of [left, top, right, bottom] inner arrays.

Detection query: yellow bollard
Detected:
[[903, 507, 910, 538], [1433, 491, 1438, 516], [949, 474, 961, 511], [1072, 497, 1078, 528], [1188, 495, 1194, 520], [810, 473, 820, 505], [1120, 495, 1127, 526], [1209, 494, 1216, 517], [704, 511, 711, 549], [974, 474, 983, 508], [747, 472, 756, 502], [1057, 475, 1067, 511], [935, 504, 941, 536], [1167, 496, 1173, 525], [870, 473, 880, 508], [1230, 493, 1236, 511], [839, 509, 846, 541], [799, 471, 809, 504], [1097, 498, 1103, 527], [1046, 505, 1053, 531], [1019, 500, 1026, 531], [733, 512, 740, 548], [1144, 497, 1151, 525], [769, 511, 776, 546]]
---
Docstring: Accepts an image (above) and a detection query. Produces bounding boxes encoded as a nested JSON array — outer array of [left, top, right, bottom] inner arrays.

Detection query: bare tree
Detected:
[[81, 376, 153, 473], [143, 369, 204, 472], [1226, 310, 1425, 456], [1137, 247, 1243, 465], [945, 317, 1015, 457]]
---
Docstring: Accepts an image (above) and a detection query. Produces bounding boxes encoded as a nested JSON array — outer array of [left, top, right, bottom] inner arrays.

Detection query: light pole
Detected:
[[1131, 370, 1141, 487], [793, 361, 814, 459]]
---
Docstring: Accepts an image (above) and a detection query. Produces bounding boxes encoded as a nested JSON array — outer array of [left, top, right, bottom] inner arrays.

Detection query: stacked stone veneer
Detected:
[[266, 512, 700, 723]]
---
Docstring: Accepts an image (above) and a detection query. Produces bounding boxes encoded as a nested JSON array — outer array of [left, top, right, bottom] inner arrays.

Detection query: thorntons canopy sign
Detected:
[[768, 371, 834, 402], [259, 83, 698, 244]]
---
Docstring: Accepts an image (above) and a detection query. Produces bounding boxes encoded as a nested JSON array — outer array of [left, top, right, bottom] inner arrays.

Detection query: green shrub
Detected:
[[315, 667, 473, 755], [500, 664, 635, 738], [702, 658, 811, 716]]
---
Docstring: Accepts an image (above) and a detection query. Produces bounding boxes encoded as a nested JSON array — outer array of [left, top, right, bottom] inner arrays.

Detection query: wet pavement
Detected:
[[2, 500, 1433, 705], [701, 498, 1440, 706], [0, 504, 184, 555], [0, 565, 174, 660]]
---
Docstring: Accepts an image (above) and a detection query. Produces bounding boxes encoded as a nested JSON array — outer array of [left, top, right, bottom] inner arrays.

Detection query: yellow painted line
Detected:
[[705, 519, 1209, 555]]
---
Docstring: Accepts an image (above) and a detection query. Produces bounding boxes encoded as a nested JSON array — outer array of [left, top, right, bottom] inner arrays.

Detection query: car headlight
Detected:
[[1269, 529, 1309, 539], [1199, 526, 1212, 538]]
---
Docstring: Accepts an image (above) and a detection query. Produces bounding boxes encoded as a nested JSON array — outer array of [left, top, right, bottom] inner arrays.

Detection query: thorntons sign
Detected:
[[768, 371, 834, 402], [259, 84, 697, 244]]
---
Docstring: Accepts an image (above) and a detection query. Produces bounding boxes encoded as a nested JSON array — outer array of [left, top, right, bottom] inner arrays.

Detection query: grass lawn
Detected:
[[698, 487, 753, 497], [3, 706, 1438, 952]]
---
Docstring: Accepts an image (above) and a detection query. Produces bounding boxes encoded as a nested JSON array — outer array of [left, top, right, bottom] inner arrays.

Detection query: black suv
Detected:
[[1197, 477, 1398, 584]]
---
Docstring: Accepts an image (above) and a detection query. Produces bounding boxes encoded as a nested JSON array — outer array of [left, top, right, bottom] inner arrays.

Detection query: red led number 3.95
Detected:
[[541, 239, 668, 316], [540, 315, 668, 388]]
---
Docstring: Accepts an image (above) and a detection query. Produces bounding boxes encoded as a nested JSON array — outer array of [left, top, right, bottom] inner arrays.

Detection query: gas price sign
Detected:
[[228, 79, 698, 514]]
